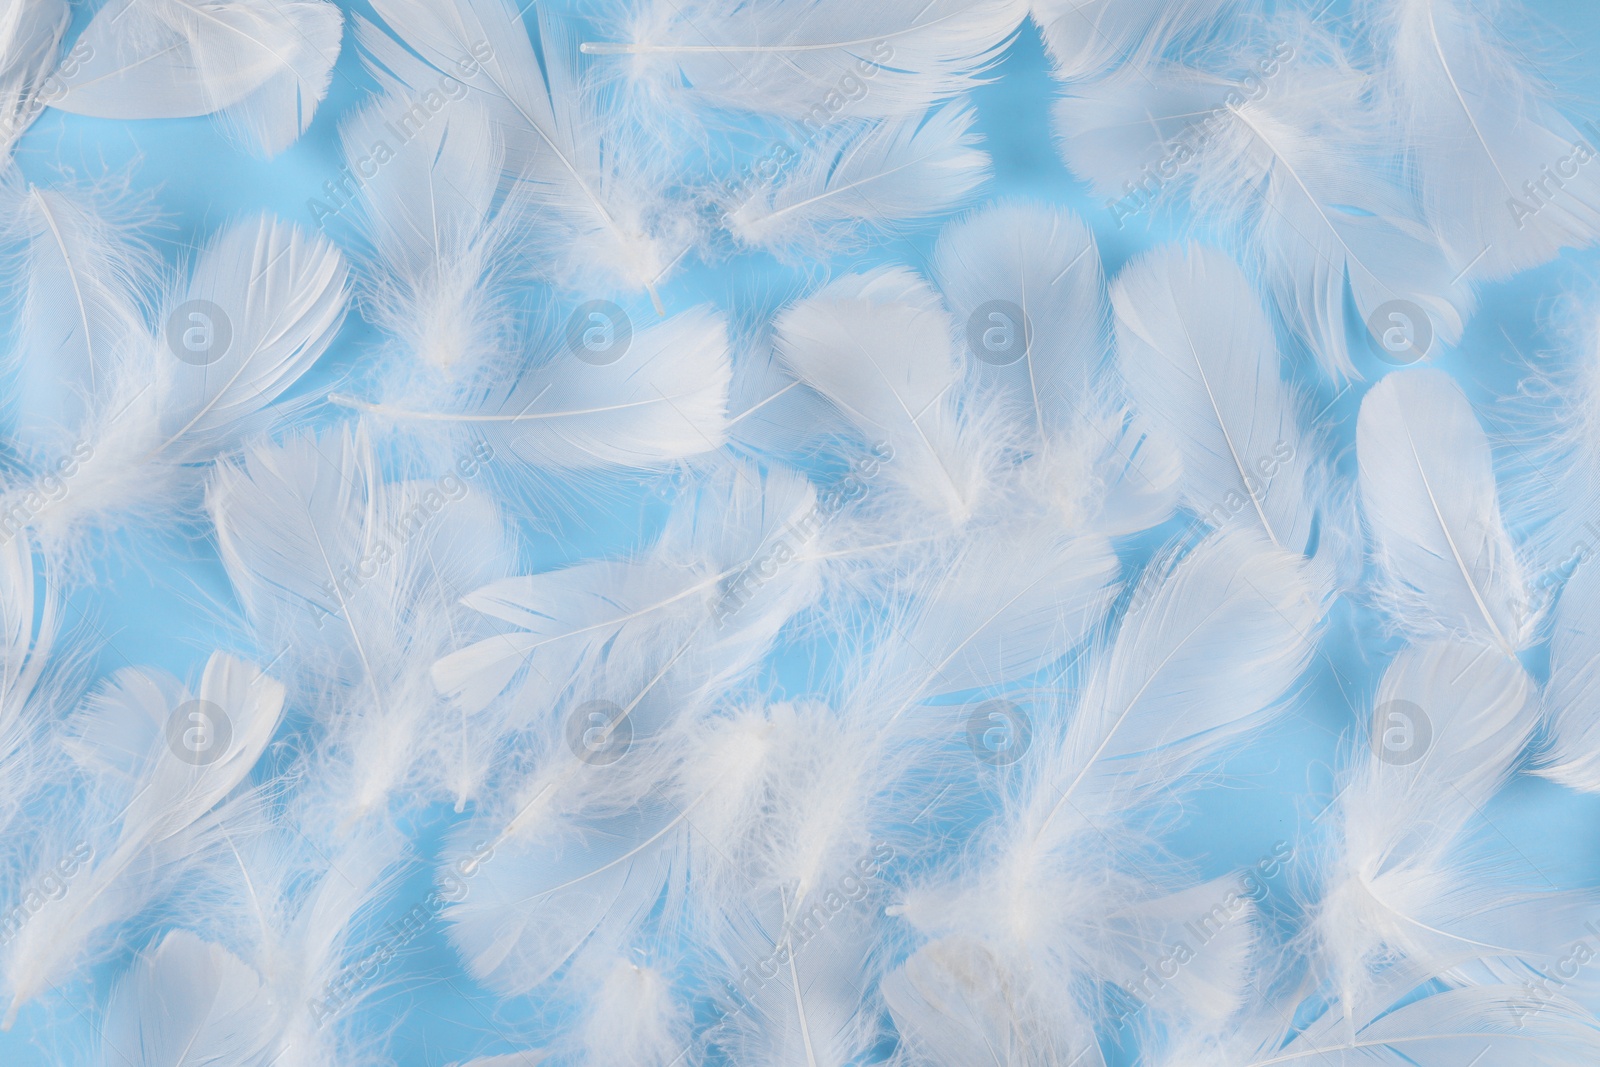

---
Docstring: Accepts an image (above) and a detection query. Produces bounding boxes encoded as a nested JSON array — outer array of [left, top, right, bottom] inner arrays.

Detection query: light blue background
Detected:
[[6, 1, 1600, 1063]]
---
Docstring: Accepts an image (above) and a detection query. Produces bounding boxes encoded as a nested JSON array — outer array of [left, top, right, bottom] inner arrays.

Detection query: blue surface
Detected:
[[6, 1, 1600, 1063]]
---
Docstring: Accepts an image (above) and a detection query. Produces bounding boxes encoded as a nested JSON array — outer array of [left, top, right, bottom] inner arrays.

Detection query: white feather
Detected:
[[365, 0, 691, 297], [0, 0, 67, 159], [1380, 0, 1600, 280], [773, 267, 997, 524], [332, 305, 731, 473], [1356, 368, 1527, 651], [581, 0, 1026, 119], [102, 930, 272, 1067], [209, 426, 509, 820], [1055, 40, 1468, 380], [1032, 0, 1239, 80], [726, 107, 989, 256], [1111, 243, 1322, 560], [8, 210, 347, 544], [933, 200, 1109, 443], [49, 0, 342, 157], [1, 652, 285, 1027]]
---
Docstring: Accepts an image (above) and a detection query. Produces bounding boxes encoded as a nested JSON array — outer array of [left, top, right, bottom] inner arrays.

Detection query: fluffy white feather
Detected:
[[1032, 0, 1239, 80], [1537, 552, 1600, 789], [49, 0, 342, 157], [1111, 243, 1322, 560], [1380, 0, 1600, 280], [5, 208, 347, 545], [209, 426, 509, 820], [0, 0, 67, 159], [332, 304, 732, 472], [1, 653, 285, 1028], [365, 0, 691, 297], [774, 266, 1000, 524], [933, 200, 1108, 443], [581, 0, 1026, 119], [1356, 368, 1527, 651], [1055, 37, 1468, 380], [1316, 641, 1576, 1026], [725, 107, 989, 255]]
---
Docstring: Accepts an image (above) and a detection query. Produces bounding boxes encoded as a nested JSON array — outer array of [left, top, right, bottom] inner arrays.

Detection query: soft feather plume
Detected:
[[365, 0, 692, 299], [0, 0, 67, 160], [1032, 0, 1241, 81], [209, 425, 510, 820], [1, 652, 284, 1028], [332, 304, 731, 473], [933, 200, 1109, 444], [1537, 554, 1600, 789], [1316, 641, 1576, 1027], [773, 266, 1003, 526], [1112, 243, 1324, 563], [101, 817, 406, 1066], [1356, 368, 1528, 651], [1055, 28, 1468, 380], [885, 526, 1317, 1063], [1378, 0, 1600, 281], [49, 0, 342, 157], [724, 106, 989, 256], [3, 205, 347, 547], [336, 35, 522, 401], [581, 0, 1026, 120]]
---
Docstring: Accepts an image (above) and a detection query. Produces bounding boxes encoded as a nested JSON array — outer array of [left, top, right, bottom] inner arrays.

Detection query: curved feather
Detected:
[[1356, 368, 1526, 651], [50, 0, 341, 157]]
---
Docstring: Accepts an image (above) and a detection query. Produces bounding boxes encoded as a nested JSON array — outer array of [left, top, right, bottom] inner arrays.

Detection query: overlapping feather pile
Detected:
[[2, 0, 1600, 1064]]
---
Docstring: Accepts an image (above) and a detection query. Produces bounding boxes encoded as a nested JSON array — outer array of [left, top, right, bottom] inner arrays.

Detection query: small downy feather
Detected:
[[2, 185, 154, 451], [1041, 524, 1318, 821], [334, 303, 731, 473], [101, 929, 272, 1067], [1055, 33, 1468, 380], [1111, 243, 1322, 561], [1032, 0, 1241, 81], [434, 461, 819, 718], [1379, 0, 1600, 281], [6, 209, 347, 545], [337, 36, 519, 399], [209, 426, 510, 820], [1537, 553, 1600, 789], [49, 0, 342, 158], [933, 200, 1109, 444], [365, 0, 691, 298], [99, 818, 406, 1066], [773, 266, 1000, 525], [1356, 368, 1527, 651], [581, 0, 1026, 119], [885, 527, 1316, 1063], [1, 652, 285, 1028], [1316, 641, 1577, 1027], [725, 107, 989, 256], [0, 0, 67, 159]]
